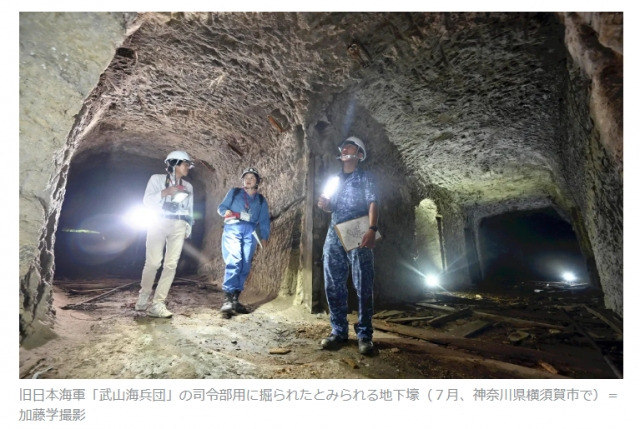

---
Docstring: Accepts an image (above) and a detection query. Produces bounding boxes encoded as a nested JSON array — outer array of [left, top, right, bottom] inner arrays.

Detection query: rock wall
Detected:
[[17, 12, 624, 349], [19, 13, 129, 346], [559, 13, 623, 315]]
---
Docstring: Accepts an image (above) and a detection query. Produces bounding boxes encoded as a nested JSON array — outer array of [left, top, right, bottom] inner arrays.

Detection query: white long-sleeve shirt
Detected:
[[143, 173, 194, 224]]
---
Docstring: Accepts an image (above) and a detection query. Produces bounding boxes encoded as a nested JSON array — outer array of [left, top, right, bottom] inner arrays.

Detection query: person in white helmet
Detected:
[[317, 136, 379, 355], [217, 167, 270, 317], [135, 150, 195, 318]]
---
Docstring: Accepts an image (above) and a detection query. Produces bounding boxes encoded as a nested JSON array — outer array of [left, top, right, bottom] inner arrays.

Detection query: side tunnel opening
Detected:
[[54, 150, 207, 281], [477, 207, 591, 288]]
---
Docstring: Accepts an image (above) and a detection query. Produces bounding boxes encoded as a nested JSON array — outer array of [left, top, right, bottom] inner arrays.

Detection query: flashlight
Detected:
[[321, 176, 340, 198], [124, 205, 159, 230], [562, 272, 577, 283]]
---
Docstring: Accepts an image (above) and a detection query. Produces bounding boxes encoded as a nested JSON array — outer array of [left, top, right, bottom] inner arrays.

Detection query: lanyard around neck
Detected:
[[242, 189, 251, 211]]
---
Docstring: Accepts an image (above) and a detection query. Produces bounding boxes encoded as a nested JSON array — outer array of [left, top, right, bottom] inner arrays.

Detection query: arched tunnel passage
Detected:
[[18, 12, 623, 382], [477, 207, 591, 287], [54, 149, 208, 281]]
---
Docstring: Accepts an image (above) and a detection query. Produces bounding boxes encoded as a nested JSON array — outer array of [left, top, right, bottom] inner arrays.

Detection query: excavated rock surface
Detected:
[[83, 12, 570, 206], [19, 12, 623, 347]]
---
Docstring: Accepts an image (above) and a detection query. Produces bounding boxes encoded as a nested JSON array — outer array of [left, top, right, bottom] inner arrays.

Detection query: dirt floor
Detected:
[[19, 278, 623, 380]]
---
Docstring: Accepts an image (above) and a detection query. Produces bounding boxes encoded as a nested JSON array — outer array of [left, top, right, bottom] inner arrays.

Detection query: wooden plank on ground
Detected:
[[380, 337, 569, 379], [561, 309, 622, 378], [472, 311, 566, 330], [581, 305, 623, 336], [385, 316, 434, 323], [416, 302, 567, 330], [428, 307, 472, 327], [373, 310, 406, 319], [449, 320, 493, 338], [415, 302, 457, 312], [61, 281, 139, 310], [370, 319, 609, 374]]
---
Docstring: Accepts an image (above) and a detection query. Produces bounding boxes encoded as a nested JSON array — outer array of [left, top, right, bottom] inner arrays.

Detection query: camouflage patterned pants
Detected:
[[323, 228, 375, 340]]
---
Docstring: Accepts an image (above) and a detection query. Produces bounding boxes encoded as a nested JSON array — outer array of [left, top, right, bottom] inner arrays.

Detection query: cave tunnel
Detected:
[[477, 207, 589, 286], [19, 12, 623, 381], [54, 150, 208, 280]]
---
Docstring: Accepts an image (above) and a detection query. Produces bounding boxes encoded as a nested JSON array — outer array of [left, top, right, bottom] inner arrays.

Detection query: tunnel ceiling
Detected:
[[79, 12, 569, 207]]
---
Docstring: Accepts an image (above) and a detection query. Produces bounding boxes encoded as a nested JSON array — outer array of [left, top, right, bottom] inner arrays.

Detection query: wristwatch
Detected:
[[369, 226, 378, 232]]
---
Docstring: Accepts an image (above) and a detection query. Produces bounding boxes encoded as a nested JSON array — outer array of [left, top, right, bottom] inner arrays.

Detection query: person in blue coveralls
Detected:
[[217, 167, 270, 317], [317, 136, 379, 355]]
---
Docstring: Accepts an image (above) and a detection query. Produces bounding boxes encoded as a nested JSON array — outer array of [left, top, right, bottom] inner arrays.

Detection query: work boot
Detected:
[[320, 334, 348, 350], [232, 291, 249, 314], [220, 292, 234, 316], [134, 291, 150, 311], [358, 338, 374, 355], [147, 302, 173, 318]]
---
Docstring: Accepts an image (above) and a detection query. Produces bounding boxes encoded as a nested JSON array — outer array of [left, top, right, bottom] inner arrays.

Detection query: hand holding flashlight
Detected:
[[321, 176, 340, 198], [318, 176, 340, 212], [317, 196, 330, 211]]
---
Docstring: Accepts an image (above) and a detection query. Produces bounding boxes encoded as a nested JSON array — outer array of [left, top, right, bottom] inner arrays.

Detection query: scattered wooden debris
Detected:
[[385, 316, 434, 324], [449, 320, 493, 338], [581, 305, 623, 336], [382, 337, 569, 379], [61, 281, 139, 310], [415, 302, 456, 312], [373, 310, 406, 319], [268, 348, 291, 355], [473, 311, 567, 330], [561, 309, 622, 378], [371, 320, 609, 376], [417, 300, 567, 330], [428, 307, 472, 327], [538, 361, 559, 374], [55, 279, 130, 290]]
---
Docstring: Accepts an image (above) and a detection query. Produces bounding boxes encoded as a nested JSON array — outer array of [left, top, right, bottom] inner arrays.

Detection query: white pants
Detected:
[[139, 218, 187, 304]]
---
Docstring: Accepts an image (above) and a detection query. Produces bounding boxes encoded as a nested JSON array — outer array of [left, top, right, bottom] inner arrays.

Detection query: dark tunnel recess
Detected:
[[53, 150, 206, 280], [477, 207, 590, 288]]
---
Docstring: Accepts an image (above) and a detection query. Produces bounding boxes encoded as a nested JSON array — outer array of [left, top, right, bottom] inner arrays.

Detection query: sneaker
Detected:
[[147, 302, 173, 318], [134, 292, 150, 311], [320, 334, 348, 350], [358, 338, 374, 355]]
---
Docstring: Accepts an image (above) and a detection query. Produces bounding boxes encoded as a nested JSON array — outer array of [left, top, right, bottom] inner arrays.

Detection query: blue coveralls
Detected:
[[217, 188, 270, 293], [323, 168, 378, 341]]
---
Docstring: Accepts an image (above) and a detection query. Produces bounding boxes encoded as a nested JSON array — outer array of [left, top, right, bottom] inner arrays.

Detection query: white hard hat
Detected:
[[338, 136, 366, 161], [241, 167, 261, 183], [165, 150, 194, 168]]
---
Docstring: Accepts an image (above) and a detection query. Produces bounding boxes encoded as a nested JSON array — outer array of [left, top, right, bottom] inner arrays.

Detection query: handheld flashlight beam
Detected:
[[321, 176, 340, 198]]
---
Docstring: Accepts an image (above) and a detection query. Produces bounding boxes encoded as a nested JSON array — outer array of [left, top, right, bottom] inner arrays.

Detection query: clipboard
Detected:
[[334, 216, 382, 251]]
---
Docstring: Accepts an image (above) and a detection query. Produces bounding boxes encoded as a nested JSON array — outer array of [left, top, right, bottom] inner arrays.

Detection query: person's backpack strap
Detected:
[[232, 187, 241, 200]]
